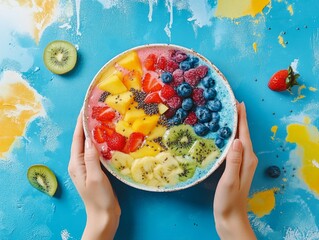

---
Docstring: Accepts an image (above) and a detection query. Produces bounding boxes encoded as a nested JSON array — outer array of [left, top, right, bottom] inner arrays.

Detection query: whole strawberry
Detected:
[[268, 66, 300, 92]]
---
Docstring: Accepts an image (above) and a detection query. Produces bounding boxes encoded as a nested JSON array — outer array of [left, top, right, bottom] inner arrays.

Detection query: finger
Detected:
[[71, 112, 85, 158], [84, 138, 103, 181], [222, 139, 243, 187], [238, 102, 253, 151]]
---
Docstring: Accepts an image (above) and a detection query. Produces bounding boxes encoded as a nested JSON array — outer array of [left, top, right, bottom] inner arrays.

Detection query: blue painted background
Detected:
[[1, 0, 319, 239]]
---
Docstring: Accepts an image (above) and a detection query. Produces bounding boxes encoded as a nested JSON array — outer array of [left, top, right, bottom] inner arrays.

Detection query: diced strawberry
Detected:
[[93, 126, 107, 143], [171, 69, 184, 87], [144, 54, 157, 71], [184, 69, 201, 86], [167, 96, 182, 109], [196, 65, 208, 78], [127, 132, 145, 152], [160, 85, 177, 100], [142, 73, 163, 93], [165, 59, 179, 73], [156, 56, 167, 70], [192, 87, 206, 106], [92, 106, 116, 121], [184, 112, 197, 125], [144, 92, 163, 104], [106, 132, 126, 151], [101, 147, 112, 160]]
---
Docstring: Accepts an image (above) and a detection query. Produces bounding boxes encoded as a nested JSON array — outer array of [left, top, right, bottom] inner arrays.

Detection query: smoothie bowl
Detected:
[[83, 44, 237, 192]]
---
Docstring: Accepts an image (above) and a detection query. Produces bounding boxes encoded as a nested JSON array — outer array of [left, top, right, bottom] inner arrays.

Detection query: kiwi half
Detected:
[[27, 165, 58, 197], [43, 40, 77, 74], [175, 156, 197, 182], [163, 125, 198, 156]]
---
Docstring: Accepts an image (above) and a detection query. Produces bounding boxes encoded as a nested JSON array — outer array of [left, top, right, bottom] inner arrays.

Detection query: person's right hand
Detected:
[[213, 102, 258, 240]]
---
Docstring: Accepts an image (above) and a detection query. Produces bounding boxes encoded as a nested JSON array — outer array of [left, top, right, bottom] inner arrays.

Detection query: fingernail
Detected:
[[85, 138, 92, 149], [232, 139, 242, 151], [241, 101, 246, 110]]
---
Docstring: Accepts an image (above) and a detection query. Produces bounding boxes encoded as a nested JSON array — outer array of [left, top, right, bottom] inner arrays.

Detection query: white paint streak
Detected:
[[311, 29, 319, 73], [248, 213, 274, 236], [290, 59, 299, 73], [312, 160, 319, 169], [38, 118, 62, 152], [59, 23, 72, 30], [147, 0, 158, 22], [187, 0, 214, 28], [96, 0, 120, 9], [61, 229, 71, 240], [164, 0, 174, 39], [75, 0, 82, 36]]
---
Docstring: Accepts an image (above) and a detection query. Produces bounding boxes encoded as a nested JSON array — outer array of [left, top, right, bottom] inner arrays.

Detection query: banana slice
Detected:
[[131, 157, 161, 186], [111, 151, 134, 176]]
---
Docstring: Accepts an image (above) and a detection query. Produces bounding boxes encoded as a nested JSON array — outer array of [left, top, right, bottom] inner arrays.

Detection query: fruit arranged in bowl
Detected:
[[83, 44, 237, 191]]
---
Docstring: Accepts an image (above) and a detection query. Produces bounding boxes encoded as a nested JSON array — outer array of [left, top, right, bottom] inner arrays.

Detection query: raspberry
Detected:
[[164, 108, 177, 119], [165, 59, 179, 73], [192, 88, 206, 106], [156, 56, 167, 70], [184, 112, 198, 125], [144, 54, 157, 71], [172, 51, 188, 63], [196, 65, 208, 78], [171, 69, 184, 87], [160, 85, 177, 100], [167, 96, 182, 109], [184, 68, 201, 87], [101, 147, 112, 160]]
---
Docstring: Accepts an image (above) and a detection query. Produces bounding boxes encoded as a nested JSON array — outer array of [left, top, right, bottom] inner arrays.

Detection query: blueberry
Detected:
[[194, 123, 209, 136], [168, 116, 182, 125], [266, 166, 281, 178], [206, 122, 220, 132], [195, 106, 212, 123], [180, 60, 192, 71], [161, 72, 173, 83], [215, 138, 225, 148], [189, 57, 199, 67], [202, 77, 215, 88], [203, 88, 217, 100], [177, 82, 193, 97], [218, 127, 232, 139], [211, 112, 220, 124], [182, 98, 194, 111], [175, 108, 188, 122], [207, 99, 222, 112]]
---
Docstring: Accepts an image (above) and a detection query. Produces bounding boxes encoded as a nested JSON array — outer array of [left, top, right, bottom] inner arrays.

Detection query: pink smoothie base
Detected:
[[83, 44, 238, 192]]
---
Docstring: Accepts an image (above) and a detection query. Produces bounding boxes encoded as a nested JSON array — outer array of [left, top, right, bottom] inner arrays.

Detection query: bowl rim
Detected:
[[82, 43, 238, 192]]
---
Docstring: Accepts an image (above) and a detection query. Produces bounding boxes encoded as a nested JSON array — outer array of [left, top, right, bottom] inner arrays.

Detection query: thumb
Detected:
[[223, 139, 243, 184], [84, 138, 102, 177]]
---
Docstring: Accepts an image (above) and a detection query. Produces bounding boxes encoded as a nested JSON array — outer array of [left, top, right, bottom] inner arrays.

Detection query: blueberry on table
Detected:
[[266, 166, 281, 178], [194, 123, 209, 136], [207, 99, 222, 112], [215, 137, 225, 148], [177, 82, 193, 97], [201, 77, 215, 88], [203, 88, 217, 100], [218, 126, 232, 139], [182, 98, 194, 111], [175, 108, 188, 122], [161, 72, 173, 83], [195, 106, 212, 123]]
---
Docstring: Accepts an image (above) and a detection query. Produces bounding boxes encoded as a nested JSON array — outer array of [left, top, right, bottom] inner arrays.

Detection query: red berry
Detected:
[[144, 54, 157, 71], [106, 132, 126, 151], [156, 56, 167, 70], [172, 51, 188, 63], [144, 92, 163, 104], [101, 147, 112, 160], [93, 126, 107, 143], [164, 108, 177, 118], [192, 88, 205, 106], [171, 69, 184, 87], [142, 73, 163, 93], [184, 69, 201, 86], [167, 96, 182, 109], [196, 65, 208, 78], [184, 112, 197, 125], [126, 132, 145, 152], [92, 106, 116, 122], [268, 66, 299, 92], [160, 85, 177, 100], [165, 59, 179, 73]]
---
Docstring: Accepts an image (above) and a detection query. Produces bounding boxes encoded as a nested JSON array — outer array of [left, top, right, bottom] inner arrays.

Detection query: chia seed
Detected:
[[98, 91, 110, 102]]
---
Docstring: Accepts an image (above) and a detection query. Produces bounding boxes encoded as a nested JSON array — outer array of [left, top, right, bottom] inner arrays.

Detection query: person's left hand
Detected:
[[68, 112, 121, 240]]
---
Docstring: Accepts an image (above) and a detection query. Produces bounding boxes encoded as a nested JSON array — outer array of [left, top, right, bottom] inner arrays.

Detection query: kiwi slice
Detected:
[[43, 40, 77, 74], [175, 156, 197, 182], [187, 138, 220, 168], [163, 125, 198, 156], [27, 165, 58, 196]]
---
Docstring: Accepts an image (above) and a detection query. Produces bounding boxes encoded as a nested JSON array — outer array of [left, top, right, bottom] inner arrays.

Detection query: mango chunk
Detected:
[[105, 91, 134, 115], [132, 115, 159, 135], [123, 71, 142, 90], [115, 120, 134, 137], [117, 51, 142, 74], [124, 108, 146, 123], [130, 141, 162, 159], [98, 74, 127, 95], [148, 125, 167, 140], [158, 103, 169, 114]]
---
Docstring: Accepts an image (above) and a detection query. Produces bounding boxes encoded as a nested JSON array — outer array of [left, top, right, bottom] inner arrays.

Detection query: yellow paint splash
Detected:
[[278, 35, 286, 48], [17, 0, 59, 43], [248, 188, 278, 218], [271, 125, 278, 140], [292, 84, 306, 102], [286, 117, 319, 196], [309, 87, 318, 92], [287, 4, 294, 16], [215, 0, 271, 19], [0, 71, 44, 160], [253, 42, 258, 53]]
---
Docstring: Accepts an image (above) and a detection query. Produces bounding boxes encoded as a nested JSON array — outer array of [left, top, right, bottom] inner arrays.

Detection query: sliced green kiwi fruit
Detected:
[[43, 40, 77, 74], [175, 156, 197, 182], [187, 138, 220, 168], [27, 165, 58, 197], [163, 125, 198, 156]]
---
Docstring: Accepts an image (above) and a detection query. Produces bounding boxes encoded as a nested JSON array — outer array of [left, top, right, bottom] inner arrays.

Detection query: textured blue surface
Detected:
[[1, 0, 319, 239]]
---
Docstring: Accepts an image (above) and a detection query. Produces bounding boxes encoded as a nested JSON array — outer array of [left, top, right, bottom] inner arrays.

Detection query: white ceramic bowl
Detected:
[[83, 44, 237, 192]]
